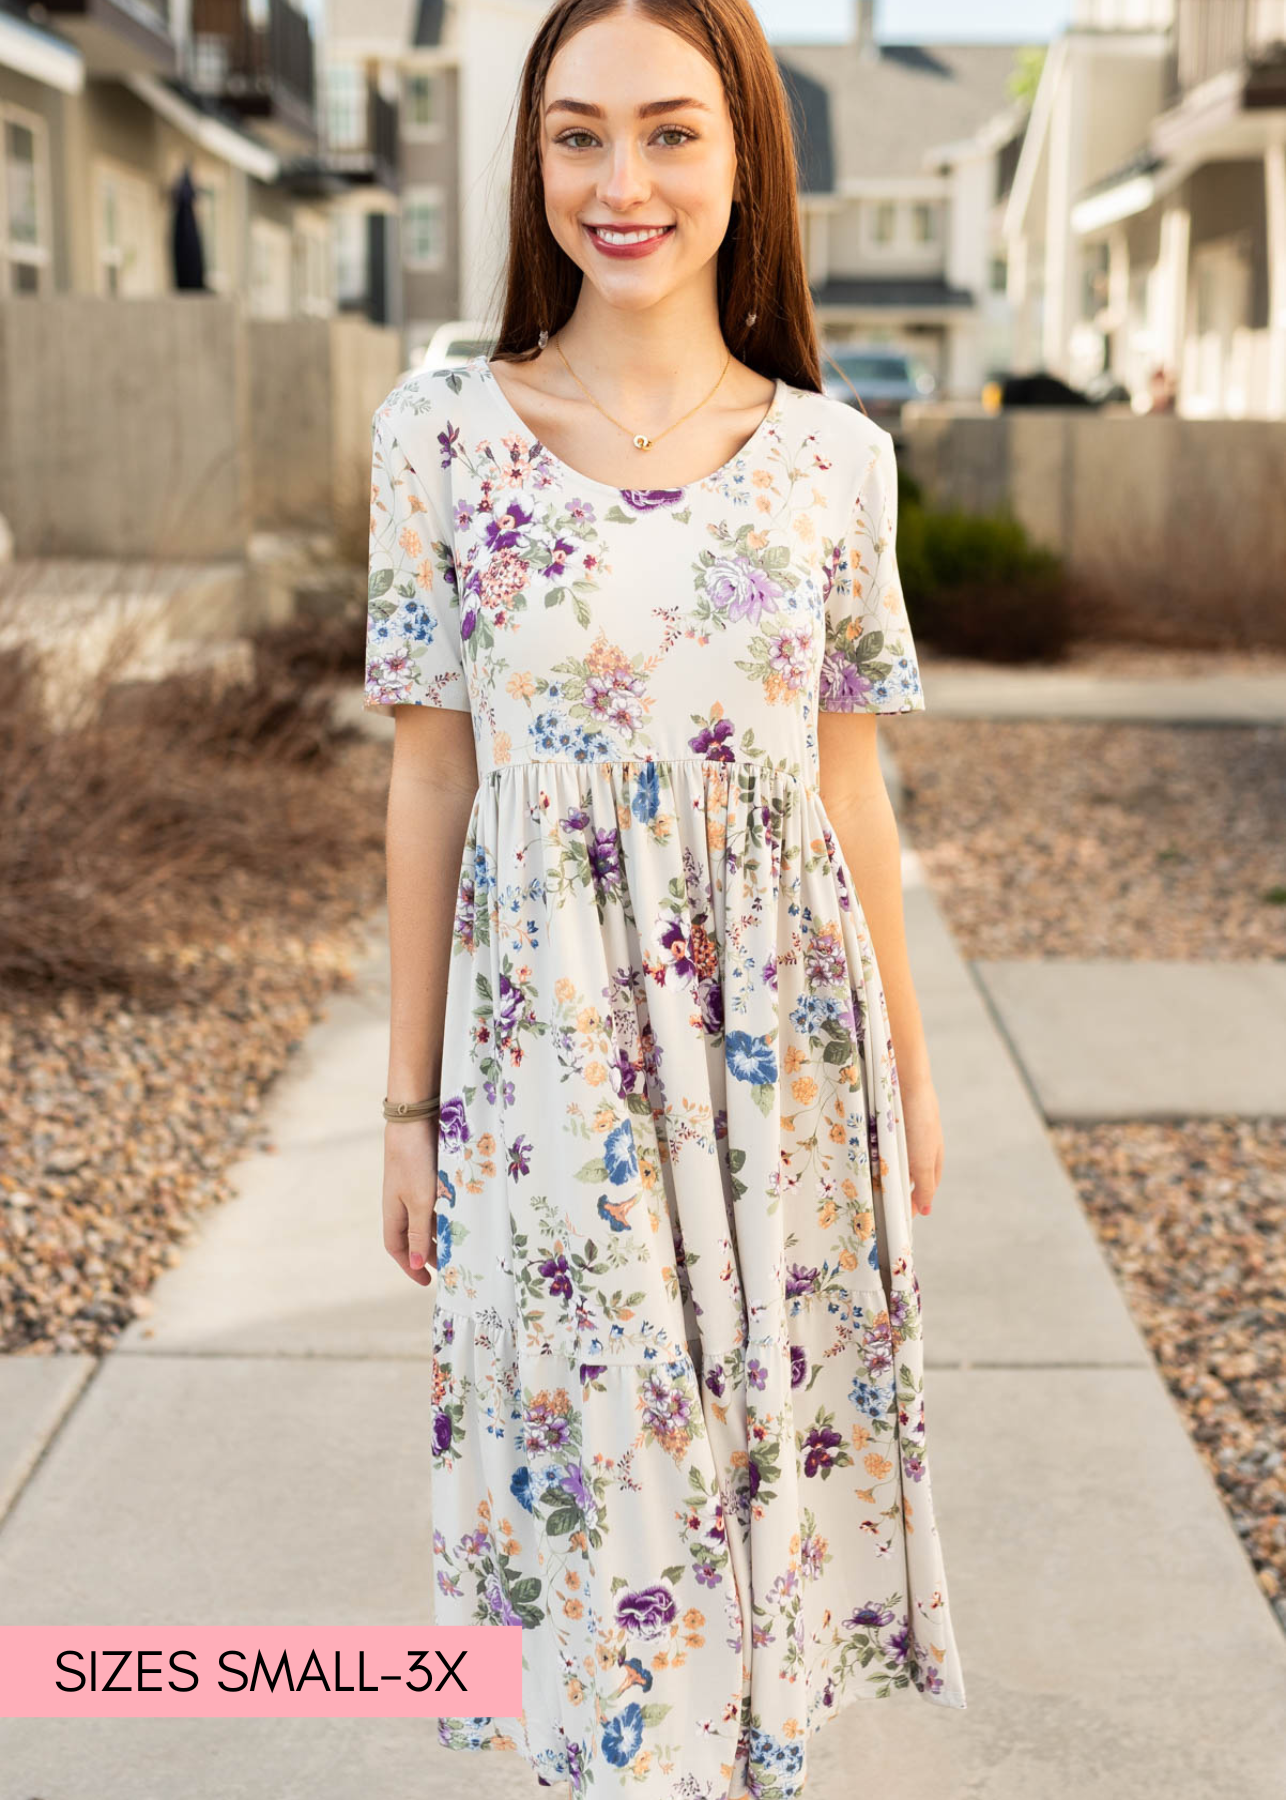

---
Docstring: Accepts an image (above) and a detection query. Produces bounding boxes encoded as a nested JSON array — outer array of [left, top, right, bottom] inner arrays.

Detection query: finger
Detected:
[[407, 1209, 436, 1274]]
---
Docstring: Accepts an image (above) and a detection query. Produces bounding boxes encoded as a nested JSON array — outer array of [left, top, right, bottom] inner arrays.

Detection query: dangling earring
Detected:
[[537, 327, 549, 350]]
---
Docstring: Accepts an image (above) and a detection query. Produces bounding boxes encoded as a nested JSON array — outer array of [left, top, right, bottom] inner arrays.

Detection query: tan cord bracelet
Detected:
[[382, 1094, 442, 1122]]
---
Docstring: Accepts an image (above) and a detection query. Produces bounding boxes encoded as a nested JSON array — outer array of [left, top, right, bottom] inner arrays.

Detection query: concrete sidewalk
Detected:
[[917, 658, 1286, 724], [3, 846, 1286, 1796]]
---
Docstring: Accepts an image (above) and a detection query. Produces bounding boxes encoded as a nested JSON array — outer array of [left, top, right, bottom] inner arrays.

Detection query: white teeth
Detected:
[[593, 226, 670, 245]]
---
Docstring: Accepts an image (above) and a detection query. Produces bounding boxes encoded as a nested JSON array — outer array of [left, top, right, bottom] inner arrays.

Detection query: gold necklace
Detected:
[[553, 337, 733, 452]]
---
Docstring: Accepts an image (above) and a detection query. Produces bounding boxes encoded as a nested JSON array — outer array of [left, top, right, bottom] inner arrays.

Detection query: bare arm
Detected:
[[381, 704, 479, 1280], [817, 709, 942, 1214]]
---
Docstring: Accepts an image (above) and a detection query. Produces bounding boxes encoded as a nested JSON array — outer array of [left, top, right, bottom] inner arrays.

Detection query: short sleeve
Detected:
[[818, 426, 925, 714], [363, 390, 472, 711]]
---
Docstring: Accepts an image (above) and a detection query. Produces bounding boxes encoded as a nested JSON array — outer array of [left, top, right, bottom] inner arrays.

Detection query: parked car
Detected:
[[399, 320, 495, 384], [821, 345, 937, 431]]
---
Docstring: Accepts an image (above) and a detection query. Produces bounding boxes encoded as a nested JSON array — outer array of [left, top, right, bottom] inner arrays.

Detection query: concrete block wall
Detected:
[[0, 298, 403, 565], [900, 406, 1286, 649]]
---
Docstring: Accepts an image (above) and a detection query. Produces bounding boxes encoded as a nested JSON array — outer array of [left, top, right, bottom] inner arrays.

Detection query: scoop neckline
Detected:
[[471, 354, 785, 497]]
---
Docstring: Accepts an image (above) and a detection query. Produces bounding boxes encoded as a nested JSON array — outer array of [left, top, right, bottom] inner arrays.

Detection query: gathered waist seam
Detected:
[[482, 755, 820, 796]]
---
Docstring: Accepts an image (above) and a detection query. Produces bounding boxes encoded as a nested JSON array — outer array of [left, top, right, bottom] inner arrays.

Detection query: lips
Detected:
[[583, 223, 676, 260]]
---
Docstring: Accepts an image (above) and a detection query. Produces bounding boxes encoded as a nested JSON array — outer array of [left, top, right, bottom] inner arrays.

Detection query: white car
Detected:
[[400, 320, 494, 384]]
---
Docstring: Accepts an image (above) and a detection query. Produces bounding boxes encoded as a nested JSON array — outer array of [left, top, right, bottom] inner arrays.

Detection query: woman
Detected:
[[364, 0, 966, 1792]]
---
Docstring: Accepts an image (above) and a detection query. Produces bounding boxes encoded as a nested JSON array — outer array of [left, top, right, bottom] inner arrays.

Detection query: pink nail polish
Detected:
[[410, 1252, 424, 1270]]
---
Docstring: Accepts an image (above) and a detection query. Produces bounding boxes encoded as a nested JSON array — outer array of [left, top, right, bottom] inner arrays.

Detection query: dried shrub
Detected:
[[0, 612, 386, 1005]]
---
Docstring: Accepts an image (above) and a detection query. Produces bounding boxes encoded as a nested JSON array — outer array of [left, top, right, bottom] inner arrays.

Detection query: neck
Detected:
[[555, 273, 729, 405]]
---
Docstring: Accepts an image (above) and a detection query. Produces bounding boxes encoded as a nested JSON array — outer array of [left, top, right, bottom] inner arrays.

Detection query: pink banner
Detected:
[[0, 1627, 522, 1718]]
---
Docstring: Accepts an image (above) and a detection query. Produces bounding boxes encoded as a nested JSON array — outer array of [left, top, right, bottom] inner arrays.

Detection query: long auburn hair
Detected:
[[489, 0, 822, 393]]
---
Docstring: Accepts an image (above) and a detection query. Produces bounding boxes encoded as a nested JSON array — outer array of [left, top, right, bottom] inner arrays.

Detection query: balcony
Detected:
[[1167, 0, 1286, 98], [186, 0, 317, 156], [322, 77, 399, 190], [37, 0, 177, 77]]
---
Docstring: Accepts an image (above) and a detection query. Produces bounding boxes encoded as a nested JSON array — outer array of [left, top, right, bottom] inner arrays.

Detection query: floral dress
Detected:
[[363, 355, 966, 1798]]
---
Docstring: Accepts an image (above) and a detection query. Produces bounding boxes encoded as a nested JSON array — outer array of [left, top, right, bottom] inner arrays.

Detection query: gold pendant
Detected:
[[632, 433, 652, 451]]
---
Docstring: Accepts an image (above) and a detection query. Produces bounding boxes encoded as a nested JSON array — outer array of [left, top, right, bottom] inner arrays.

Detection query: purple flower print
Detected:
[[704, 554, 784, 623], [785, 1263, 819, 1298], [747, 1358, 767, 1391], [616, 1583, 677, 1638], [888, 1618, 912, 1665], [803, 1422, 843, 1478], [454, 499, 474, 530], [902, 1447, 926, 1482], [620, 489, 685, 511], [819, 651, 876, 712], [688, 716, 737, 763], [482, 499, 532, 550], [523, 1394, 572, 1455], [437, 1094, 470, 1153], [432, 1411, 453, 1456], [705, 1362, 726, 1398], [697, 975, 724, 1036], [844, 1602, 894, 1631], [588, 828, 623, 899], [484, 1574, 522, 1626], [790, 1344, 808, 1389], [695, 1561, 721, 1588], [437, 422, 459, 468], [539, 1253, 572, 1301], [497, 971, 525, 1038], [508, 1135, 532, 1181], [747, 1456, 762, 1500], [566, 497, 596, 523]]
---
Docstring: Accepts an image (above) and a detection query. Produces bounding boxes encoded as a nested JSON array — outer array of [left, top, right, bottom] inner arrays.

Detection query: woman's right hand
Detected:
[[381, 1121, 438, 1286]]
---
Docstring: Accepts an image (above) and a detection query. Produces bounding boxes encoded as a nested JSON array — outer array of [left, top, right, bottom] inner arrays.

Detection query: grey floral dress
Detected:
[[364, 356, 966, 1798]]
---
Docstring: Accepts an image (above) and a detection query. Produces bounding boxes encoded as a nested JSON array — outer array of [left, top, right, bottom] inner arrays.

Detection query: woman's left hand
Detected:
[[901, 1078, 945, 1216]]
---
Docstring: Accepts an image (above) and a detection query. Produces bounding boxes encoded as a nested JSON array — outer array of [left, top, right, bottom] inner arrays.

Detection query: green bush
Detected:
[[897, 489, 1070, 663]]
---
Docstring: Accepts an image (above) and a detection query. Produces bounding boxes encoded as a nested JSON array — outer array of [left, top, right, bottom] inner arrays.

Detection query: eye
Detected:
[[653, 126, 697, 148], [554, 128, 599, 150]]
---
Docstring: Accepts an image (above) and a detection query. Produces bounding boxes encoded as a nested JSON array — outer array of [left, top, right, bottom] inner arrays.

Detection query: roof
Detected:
[[772, 39, 1028, 181], [777, 56, 836, 195], [810, 275, 975, 309]]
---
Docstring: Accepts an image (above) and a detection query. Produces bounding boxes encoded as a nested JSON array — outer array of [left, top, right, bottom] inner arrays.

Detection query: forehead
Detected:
[[545, 12, 725, 107]]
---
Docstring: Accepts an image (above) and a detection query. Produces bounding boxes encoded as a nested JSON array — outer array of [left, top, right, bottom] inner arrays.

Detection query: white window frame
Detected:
[[402, 71, 445, 143], [249, 215, 292, 318], [92, 156, 160, 297], [1, 104, 53, 296], [326, 60, 366, 152], [868, 199, 898, 249], [293, 214, 332, 317], [402, 183, 446, 271], [910, 201, 939, 245]]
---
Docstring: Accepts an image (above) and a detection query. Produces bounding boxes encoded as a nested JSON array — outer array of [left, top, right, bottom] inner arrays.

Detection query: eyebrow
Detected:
[[545, 96, 712, 119]]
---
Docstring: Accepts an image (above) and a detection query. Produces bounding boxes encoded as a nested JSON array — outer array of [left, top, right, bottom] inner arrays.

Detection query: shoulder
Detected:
[[776, 380, 896, 485], [371, 358, 490, 446]]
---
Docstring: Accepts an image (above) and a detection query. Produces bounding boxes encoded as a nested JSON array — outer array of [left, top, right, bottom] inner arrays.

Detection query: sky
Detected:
[[754, 0, 1071, 42]]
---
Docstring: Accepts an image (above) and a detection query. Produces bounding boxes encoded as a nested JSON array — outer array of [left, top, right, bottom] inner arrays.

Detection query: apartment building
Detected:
[[0, 0, 337, 313], [776, 0, 1031, 398], [1006, 0, 1286, 416]]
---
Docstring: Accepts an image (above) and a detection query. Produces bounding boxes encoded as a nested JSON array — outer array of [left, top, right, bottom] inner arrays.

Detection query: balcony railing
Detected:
[[1171, 0, 1286, 94], [188, 0, 316, 140]]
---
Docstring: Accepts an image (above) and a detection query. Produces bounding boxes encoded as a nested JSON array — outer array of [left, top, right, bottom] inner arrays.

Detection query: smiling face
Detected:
[[539, 10, 738, 317]]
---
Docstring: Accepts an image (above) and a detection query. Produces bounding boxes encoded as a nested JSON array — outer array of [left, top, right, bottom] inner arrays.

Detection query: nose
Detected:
[[597, 136, 651, 213]]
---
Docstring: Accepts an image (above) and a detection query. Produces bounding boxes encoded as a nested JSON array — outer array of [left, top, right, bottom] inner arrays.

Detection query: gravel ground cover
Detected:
[[1053, 1118, 1286, 1626], [893, 716, 1286, 960], [0, 655, 390, 1356], [893, 708, 1286, 1616]]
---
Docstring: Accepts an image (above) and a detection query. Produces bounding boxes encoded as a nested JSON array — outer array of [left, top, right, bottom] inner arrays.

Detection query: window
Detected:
[[403, 186, 445, 270], [189, 168, 227, 292], [404, 72, 444, 140], [2, 111, 51, 295], [911, 202, 938, 244], [327, 62, 366, 151], [94, 161, 157, 296], [872, 200, 896, 244]]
